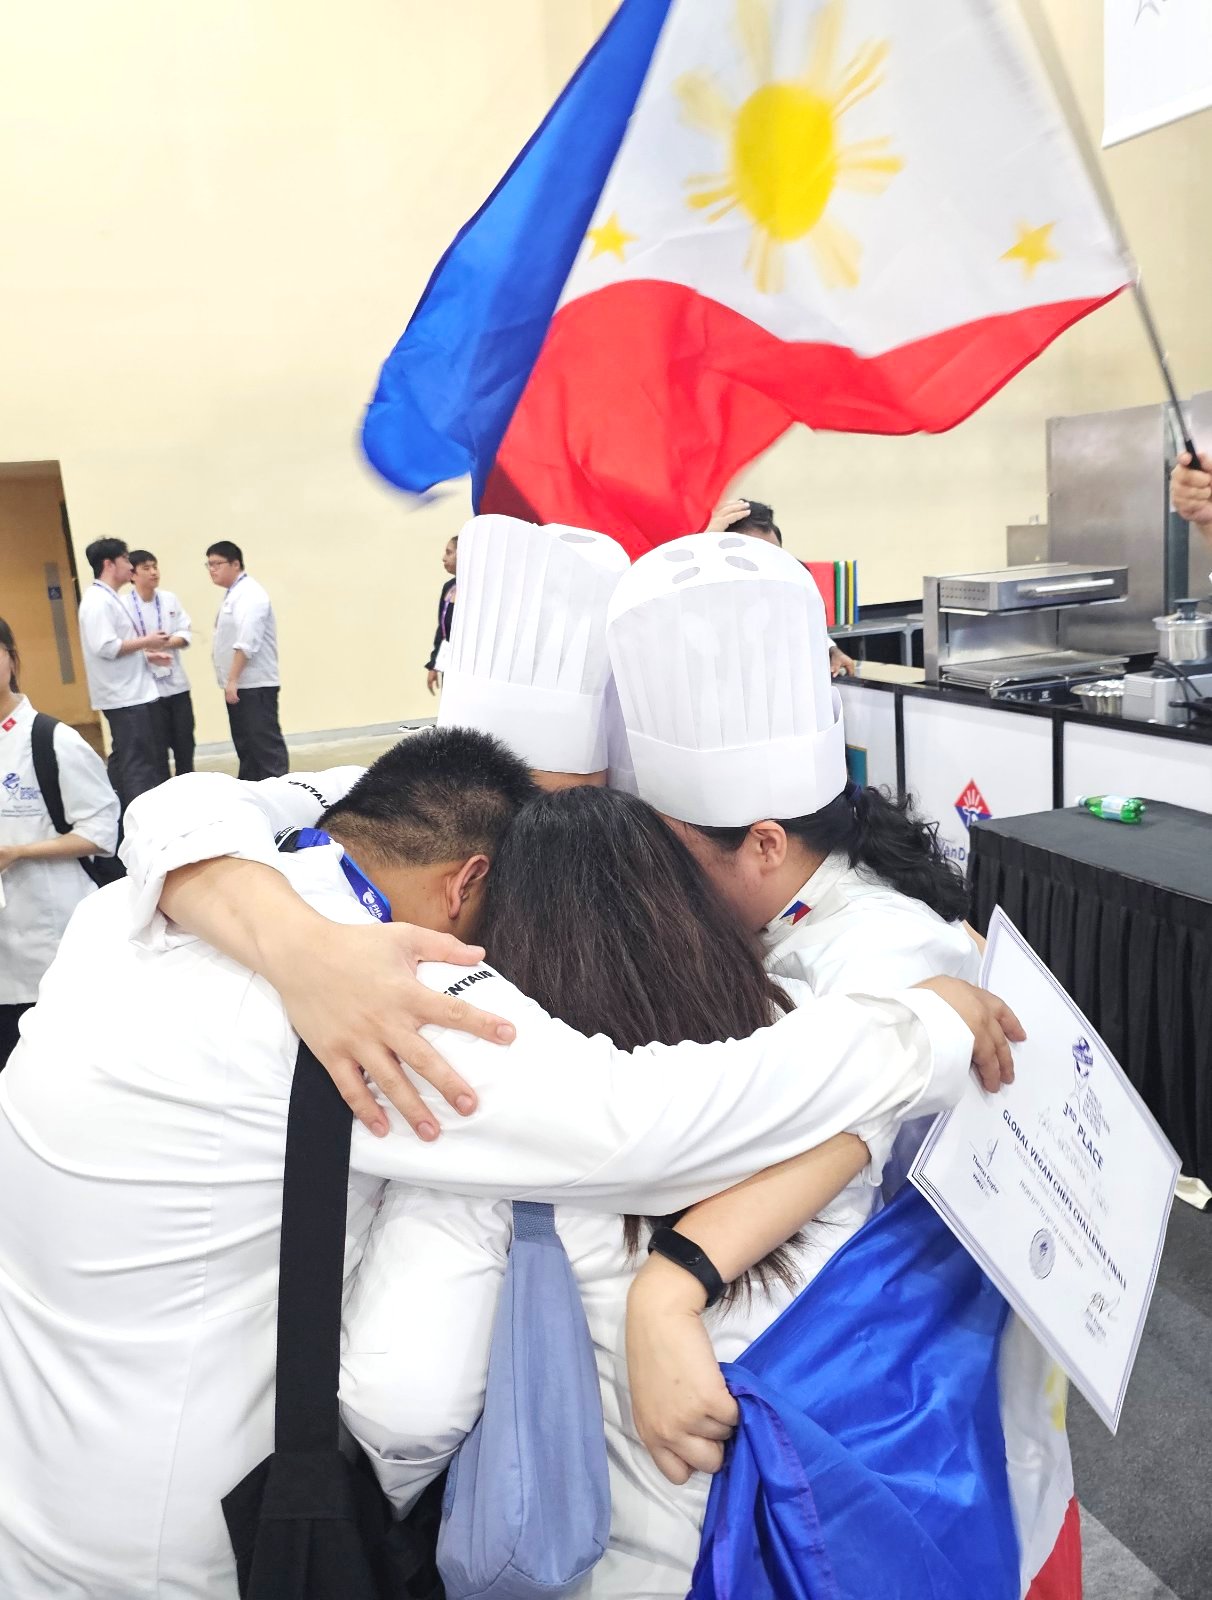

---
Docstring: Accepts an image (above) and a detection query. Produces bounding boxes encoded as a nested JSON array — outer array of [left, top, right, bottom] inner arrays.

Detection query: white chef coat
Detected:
[[760, 850, 981, 1203], [0, 697, 119, 1005], [76, 580, 160, 711], [212, 573, 280, 688], [128, 586, 192, 697], [0, 841, 971, 1599]]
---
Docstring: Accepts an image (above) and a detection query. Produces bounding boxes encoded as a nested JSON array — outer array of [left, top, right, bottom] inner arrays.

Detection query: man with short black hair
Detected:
[[128, 550, 195, 775], [0, 724, 536, 1596], [207, 540, 287, 780], [76, 538, 170, 809]]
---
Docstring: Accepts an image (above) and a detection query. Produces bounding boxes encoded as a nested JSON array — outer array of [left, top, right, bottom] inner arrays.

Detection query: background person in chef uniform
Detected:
[[75, 537, 172, 810], [127, 549, 196, 775], [0, 616, 119, 1068], [604, 533, 1079, 1598], [0, 523, 1006, 1598], [207, 539, 289, 781]]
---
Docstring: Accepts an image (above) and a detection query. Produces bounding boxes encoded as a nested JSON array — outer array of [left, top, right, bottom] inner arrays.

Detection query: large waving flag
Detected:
[[364, 0, 1129, 554], [689, 1189, 1081, 1600]]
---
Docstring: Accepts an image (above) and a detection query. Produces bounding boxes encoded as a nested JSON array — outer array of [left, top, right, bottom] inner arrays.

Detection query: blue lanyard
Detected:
[[128, 590, 164, 636], [287, 827, 392, 922]]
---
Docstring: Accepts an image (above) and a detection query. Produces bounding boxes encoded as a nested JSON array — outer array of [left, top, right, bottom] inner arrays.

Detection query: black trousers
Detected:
[[158, 690, 195, 775], [103, 700, 170, 811], [0, 1004, 33, 1071], [226, 686, 288, 781]]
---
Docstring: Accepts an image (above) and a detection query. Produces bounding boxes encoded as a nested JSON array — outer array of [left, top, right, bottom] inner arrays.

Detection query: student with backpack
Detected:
[[0, 616, 120, 1068]]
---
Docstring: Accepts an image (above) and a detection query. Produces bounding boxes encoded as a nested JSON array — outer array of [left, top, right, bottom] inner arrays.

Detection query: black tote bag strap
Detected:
[[274, 1041, 354, 1453], [30, 713, 70, 836]]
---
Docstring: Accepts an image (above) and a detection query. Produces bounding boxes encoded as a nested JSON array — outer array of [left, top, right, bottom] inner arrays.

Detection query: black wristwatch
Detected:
[[647, 1227, 726, 1309]]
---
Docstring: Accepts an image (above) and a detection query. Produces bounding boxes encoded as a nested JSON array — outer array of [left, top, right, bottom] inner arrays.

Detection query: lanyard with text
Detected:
[[128, 590, 164, 636], [278, 827, 392, 923]]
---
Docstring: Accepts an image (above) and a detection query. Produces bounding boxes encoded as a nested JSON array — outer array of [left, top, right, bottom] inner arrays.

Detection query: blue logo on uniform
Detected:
[[3, 772, 18, 794]]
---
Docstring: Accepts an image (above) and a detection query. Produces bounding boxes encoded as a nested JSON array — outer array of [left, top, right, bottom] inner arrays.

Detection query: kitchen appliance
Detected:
[[1071, 680, 1125, 717], [1121, 661, 1212, 727], [1047, 395, 1212, 659], [1153, 599, 1212, 664], [924, 562, 1130, 694]]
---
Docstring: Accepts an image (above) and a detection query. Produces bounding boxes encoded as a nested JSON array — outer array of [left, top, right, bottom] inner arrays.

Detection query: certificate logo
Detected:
[[955, 780, 992, 830], [1029, 1228, 1056, 1280], [1072, 1036, 1093, 1085]]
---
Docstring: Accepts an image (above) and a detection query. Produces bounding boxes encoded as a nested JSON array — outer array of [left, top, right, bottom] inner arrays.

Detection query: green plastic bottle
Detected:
[[1075, 794, 1145, 824]]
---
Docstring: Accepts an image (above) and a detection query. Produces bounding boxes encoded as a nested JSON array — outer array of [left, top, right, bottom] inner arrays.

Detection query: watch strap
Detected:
[[647, 1226, 726, 1309]]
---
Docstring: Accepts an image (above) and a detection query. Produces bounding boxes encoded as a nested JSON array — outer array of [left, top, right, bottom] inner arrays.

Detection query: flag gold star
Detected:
[[586, 213, 637, 261], [1002, 221, 1060, 279]]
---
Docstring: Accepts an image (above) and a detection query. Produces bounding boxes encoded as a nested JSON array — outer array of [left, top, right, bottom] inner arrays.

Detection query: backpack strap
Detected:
[[30, 713, 70, 837], [273, 1040, 353, 1452]]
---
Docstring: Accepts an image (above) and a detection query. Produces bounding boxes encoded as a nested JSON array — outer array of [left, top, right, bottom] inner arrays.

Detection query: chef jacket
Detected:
[[0, 831, 973, 1600], [211, 572, 280, 688], [760, 849, 981, 1202], [0, 696, 119, 1004], [128, 586, 193, 696], [76, 580, 160, 711]]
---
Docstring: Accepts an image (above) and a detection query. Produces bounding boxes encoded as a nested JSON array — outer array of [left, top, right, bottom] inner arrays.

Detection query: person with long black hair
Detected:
[[606, 535, 1076, 1595], [339, 785, 998, 1597]]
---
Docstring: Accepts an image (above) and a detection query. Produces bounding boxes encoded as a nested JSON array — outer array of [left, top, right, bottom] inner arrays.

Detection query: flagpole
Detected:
[[1014, 0, 1199, 460]]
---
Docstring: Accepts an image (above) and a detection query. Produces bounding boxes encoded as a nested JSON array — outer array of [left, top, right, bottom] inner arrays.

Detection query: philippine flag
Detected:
[[691, 1189, 1081, 1600], [364, 0, 1130, 556]]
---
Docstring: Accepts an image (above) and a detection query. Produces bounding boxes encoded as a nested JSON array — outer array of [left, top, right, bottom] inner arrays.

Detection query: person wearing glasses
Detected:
[[207, 541, 288, 780]]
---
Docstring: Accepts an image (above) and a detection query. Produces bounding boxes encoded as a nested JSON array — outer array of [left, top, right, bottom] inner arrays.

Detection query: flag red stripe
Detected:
[[1025, 1496, 1083, 1600], [484, 279, 1124, 557]]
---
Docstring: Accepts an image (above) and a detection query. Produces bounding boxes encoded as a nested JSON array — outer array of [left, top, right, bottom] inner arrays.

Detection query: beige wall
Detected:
[[1, 1, 1209, 745]]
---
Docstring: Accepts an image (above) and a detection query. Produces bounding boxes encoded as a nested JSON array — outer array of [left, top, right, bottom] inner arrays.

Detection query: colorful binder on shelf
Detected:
[[805, 563, 837, 629]]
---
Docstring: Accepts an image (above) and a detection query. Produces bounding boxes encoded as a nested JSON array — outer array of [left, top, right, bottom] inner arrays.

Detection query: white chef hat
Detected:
[[438, 514, 630, 773], [606, 533, 847, 825]]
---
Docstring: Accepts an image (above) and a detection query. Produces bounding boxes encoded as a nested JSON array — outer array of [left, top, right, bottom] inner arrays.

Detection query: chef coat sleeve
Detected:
[[78, 598, 123, 661], [771, 913, 982, 996], [233, 588, 271, 657], [350, 965, 975, 1215], [172, 598, 192, 647], [53, 723, 120, 856], [119, 765, 366, 946], [340, 1188, 510, 1513]]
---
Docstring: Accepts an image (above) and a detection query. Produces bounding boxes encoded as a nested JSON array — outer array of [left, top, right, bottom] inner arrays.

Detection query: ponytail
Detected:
[[696, 784, 970, 923]]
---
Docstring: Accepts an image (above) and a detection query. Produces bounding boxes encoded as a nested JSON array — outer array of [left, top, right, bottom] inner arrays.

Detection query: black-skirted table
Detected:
[[969, 801, 1212, 1187]]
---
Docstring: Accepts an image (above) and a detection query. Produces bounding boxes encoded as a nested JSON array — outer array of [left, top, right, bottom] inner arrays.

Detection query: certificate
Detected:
[[910, 907, 1180, 1431]]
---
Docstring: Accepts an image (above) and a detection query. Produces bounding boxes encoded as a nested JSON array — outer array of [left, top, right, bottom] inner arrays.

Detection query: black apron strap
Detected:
[[274, 1042, 354, 1453]]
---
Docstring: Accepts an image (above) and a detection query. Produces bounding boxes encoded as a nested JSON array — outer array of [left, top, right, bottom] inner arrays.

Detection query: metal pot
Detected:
[[1154, 599, 1212, 664], [1072, 680, 1125, 717]]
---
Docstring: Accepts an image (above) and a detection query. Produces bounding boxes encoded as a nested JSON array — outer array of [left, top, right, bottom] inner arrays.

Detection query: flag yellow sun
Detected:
[[676, 0, 902, 294]]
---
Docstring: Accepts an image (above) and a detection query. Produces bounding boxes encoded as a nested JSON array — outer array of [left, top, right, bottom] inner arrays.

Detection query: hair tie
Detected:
[[844, 779, 863, 806]]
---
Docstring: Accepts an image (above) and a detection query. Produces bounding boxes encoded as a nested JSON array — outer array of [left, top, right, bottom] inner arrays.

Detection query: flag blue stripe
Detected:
[[692, 1189, 1021, 1600], [361, 0, 675, 500]]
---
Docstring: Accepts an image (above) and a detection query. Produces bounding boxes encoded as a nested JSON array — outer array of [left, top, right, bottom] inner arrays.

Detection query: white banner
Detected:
[[1104, 0, 1212, 147]]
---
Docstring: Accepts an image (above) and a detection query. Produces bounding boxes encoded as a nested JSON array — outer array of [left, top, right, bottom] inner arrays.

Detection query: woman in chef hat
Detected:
[[607, 534, 1077, 1598]]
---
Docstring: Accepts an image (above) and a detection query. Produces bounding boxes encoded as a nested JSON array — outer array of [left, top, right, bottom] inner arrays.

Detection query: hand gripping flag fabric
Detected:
[[689, 1187, 1080, 1600], [363, 0, 1129, 555]]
